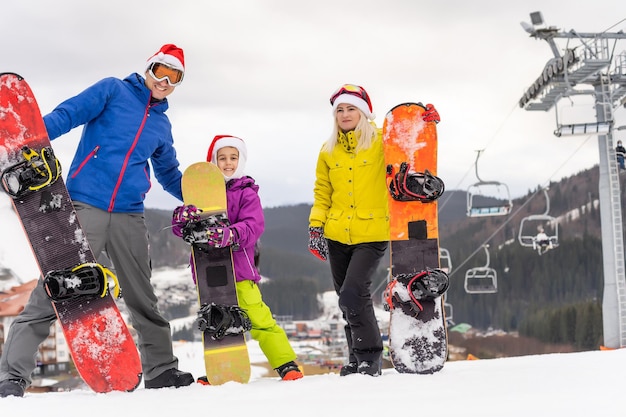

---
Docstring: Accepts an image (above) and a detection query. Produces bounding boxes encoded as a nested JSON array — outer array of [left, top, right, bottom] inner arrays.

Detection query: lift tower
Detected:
[[519, 12, 626, 348]]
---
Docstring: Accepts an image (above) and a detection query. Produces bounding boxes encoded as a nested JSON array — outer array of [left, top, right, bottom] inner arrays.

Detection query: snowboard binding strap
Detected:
[[196, 303, 252, 341], [1, 146, 62, 198], [399, 269, 450, 300], [182, 214, 230, 245], [384, 269, 450, 316], [386, 162, 444, 202], [43, 263, 120, 302]]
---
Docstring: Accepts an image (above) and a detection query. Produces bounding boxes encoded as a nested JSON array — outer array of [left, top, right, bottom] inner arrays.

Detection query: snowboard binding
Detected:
[[43, 263, 120, 302], [386, 162, 444, 202], [384, 268, 449, 316], [182, 214, 230, 246], [1, 146, 61, 198], [196, 303, 252, 341]]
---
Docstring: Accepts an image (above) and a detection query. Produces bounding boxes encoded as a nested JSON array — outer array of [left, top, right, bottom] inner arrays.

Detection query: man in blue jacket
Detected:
[[0, 44, 193, 397]]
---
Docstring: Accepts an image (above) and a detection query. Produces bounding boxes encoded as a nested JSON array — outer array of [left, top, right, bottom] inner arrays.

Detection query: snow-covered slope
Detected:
[[2, 341, 624, 417]]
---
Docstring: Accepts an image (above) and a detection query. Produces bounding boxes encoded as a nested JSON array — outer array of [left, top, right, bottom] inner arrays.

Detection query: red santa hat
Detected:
[[207, 135, 248, 180], [145, 44, 185, 72], [330, 84, 375, 120]]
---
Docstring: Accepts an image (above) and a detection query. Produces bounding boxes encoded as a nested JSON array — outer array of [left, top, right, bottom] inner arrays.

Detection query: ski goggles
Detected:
[[148, 62, 184, 86], [329, 84, 371, 106]]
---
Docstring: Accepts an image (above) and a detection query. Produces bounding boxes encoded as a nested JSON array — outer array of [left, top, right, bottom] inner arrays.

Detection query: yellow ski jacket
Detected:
[[309, 129, 390, 245]]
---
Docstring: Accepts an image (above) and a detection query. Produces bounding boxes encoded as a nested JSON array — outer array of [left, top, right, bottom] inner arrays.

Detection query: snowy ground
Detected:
[[1, 340, 625, 417]]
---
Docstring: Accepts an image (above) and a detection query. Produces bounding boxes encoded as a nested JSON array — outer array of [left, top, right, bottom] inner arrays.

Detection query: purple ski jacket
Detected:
[[225, 176, 264, 283]]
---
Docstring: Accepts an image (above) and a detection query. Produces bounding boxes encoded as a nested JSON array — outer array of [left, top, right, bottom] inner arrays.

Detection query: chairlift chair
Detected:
[[464, 244, 498, 294], [443, 294, 454, 326], [518, 188, 559, 253], [439, 247, 452, 274], [466, 150, 513, 217]]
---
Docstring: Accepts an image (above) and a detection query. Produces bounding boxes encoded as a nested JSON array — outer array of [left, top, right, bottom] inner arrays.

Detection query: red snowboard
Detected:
[[0, 73, 142, 392]]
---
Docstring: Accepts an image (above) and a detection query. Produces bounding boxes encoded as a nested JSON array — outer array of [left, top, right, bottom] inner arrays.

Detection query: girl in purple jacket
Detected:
[[173, 135, 302, 381]]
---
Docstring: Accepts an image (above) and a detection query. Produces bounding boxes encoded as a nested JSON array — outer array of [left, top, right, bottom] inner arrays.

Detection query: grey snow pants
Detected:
[[0, 202, 178, 386]]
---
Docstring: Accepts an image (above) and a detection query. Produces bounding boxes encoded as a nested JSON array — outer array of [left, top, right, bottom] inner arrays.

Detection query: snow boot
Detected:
[[358, 360, 381, 377], [197, 376, 210, 385], [145, 368, 194, 389], [275, 361, 303, 381], [0, 378, 27, 397], [339, 362, 358, 376]]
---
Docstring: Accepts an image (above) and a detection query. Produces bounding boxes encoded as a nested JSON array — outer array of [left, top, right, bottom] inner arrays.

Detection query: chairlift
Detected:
[[466, 150, 513, 217], [439, 247, 452, 274], [443, 294, 454, 326], [464, 244, 498, 294], [518, 188, 559, 255]]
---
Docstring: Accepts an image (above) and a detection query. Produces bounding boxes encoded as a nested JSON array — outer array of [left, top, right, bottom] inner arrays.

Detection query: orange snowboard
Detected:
[[382, 102, 447, 374], [383, 103, 439, 241]]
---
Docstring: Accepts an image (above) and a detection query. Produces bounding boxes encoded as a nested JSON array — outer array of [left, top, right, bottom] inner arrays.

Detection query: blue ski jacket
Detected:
[[43, 73, 183, 213]]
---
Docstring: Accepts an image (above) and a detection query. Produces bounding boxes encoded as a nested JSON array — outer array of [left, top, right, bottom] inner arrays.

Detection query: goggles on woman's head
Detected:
[[148, 62, 184, 86], [330, 84, 370, 106]]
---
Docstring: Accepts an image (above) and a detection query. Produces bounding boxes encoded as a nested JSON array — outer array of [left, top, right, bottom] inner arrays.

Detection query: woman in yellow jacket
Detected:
[[308, 84, 439, 376]]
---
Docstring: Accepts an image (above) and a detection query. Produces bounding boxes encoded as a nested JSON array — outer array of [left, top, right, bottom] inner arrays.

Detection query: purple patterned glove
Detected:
[[172, 205, 201, 237], [205, 227, 236, 248]]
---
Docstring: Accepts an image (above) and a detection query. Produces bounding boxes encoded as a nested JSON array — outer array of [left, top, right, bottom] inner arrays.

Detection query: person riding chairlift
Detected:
[[533, 226, 553, 256]]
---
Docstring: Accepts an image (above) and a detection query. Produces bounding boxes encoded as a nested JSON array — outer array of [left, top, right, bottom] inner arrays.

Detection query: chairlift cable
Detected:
[[447, 132, 594, 279], [447, 189, 538, 279], [601, 18, 626, 34], [436, 56, 600, 277], [438, 102, 518, 213]]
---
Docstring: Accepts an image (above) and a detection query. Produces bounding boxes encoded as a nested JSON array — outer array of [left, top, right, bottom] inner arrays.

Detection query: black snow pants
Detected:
[[327, 239, 388, 364]]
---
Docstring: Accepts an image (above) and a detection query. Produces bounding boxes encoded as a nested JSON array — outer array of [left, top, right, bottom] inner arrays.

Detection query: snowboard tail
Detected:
[[0, 73, 142, 392], [386, 239, 447, 373]]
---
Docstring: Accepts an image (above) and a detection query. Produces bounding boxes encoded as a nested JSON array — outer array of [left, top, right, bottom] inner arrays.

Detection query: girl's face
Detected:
[[216, 146, 239, 176], [335, 103, 361, 132]]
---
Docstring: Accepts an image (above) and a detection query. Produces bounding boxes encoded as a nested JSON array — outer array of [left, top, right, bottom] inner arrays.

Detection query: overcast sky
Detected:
[[3, 1, 626, 210]]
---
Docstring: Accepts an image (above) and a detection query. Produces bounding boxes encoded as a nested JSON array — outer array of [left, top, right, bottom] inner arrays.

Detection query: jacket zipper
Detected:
[[107, 99, 151, 212], [243, 248, 257, 279], [71, 146, 100, 179]]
